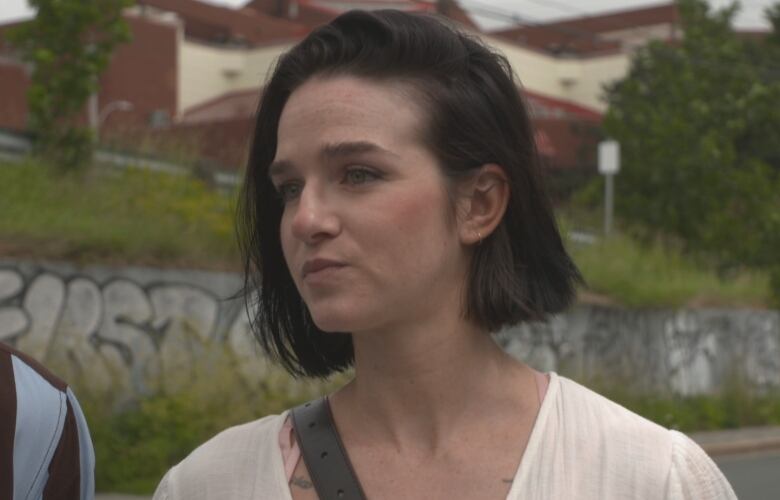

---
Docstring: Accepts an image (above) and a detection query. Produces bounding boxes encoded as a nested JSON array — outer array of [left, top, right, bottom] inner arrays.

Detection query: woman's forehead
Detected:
[[276, 76, 428, 158]]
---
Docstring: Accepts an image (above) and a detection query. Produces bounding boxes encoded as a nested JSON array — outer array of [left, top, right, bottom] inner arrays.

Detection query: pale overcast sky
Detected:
[[0, 0, 774, 30]]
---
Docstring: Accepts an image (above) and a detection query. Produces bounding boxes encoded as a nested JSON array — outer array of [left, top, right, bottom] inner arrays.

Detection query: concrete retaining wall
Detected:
[[2, 259, 778, 397], [496, 307, 780, 395]]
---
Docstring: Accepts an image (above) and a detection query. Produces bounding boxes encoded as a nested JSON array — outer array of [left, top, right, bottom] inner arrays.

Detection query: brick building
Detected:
[[0, 1, 687, 170]]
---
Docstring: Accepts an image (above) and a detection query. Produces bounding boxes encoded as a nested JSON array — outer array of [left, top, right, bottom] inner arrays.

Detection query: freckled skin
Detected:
[[274, 76, 470, 335]]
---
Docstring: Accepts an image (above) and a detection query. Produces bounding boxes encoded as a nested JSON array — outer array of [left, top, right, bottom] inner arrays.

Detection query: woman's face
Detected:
[[271, 76, 471, 334]]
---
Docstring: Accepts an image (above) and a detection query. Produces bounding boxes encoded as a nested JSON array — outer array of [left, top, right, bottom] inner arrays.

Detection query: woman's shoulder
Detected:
[[552, 375, 675, 469], [666, 430, 736, 498], [530, 375, 735, 498], [153, 412, 290, 500], [555, 375, 671, 441], [181, 411, 287, 465]]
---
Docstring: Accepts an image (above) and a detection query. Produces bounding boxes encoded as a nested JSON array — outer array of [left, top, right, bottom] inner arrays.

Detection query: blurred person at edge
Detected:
[[153, 10, 735, 500], [1, 342, 95, 500]]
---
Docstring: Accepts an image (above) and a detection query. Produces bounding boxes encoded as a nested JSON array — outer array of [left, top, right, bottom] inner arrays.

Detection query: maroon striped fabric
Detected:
[[0, 347, 16, 500], [0, 342, 94, 500]]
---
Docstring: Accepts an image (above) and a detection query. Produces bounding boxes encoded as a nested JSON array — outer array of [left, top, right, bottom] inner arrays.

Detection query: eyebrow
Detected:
[[268, 141, 398, 178]]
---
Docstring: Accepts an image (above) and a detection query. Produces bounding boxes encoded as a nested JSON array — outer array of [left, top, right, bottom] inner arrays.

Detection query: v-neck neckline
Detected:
[[272, 373, 560, 500], [503, 372, 559, 499]]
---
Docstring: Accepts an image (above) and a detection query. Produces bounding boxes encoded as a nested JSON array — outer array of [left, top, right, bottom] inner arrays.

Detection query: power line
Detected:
[[457, 1, 780, 76], [518, 0, 590, 17], [461, 0, 644, 52], [456, 0, 533, 24]]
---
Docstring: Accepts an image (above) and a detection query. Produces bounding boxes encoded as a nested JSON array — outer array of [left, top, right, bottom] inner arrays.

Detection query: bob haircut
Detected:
[[238, 9, 583, 378]]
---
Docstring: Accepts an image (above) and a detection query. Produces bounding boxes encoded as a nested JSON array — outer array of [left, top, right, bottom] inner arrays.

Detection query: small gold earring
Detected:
[[476, 230, 483, 245]]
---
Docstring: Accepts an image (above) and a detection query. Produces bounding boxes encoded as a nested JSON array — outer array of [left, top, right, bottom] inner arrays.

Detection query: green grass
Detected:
[[1, 158, 772, 306], [0, 158, 238, 268], [599, 379, 780, 432], [568, 232, 771, 308]]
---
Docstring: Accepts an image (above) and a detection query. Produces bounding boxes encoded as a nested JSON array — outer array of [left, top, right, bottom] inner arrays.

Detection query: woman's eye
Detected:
[[277, 182, 302, 202], [344, 167, 380, 185]]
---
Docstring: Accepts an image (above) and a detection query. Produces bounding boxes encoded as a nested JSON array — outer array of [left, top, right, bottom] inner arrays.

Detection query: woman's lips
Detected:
[[302, 258, 347, 279]]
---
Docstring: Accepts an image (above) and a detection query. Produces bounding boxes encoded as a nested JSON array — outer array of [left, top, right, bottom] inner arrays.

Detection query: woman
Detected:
[[154, 10, 735, 500]]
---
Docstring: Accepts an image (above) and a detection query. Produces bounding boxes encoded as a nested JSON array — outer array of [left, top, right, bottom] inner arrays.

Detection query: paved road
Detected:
[[716, 450, 780, 500], [96, 495, 149, 500]]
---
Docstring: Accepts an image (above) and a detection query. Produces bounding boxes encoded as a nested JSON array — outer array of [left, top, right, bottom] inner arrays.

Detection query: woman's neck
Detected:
[[330, 317, 535, 456]]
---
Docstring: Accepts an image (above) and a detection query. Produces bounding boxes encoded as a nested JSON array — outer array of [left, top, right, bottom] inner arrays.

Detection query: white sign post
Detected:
[[598, 140, 620, 235]]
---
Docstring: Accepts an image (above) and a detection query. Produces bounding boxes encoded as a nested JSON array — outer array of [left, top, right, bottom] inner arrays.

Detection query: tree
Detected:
[[9, 0, 132, 171], [603, 0, 780, 301]]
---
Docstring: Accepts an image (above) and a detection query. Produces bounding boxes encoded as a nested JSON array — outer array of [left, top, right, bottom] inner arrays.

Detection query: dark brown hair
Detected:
[[238, 9, 582, 378]]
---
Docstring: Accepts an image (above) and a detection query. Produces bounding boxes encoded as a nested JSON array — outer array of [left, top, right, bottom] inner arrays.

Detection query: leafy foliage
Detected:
[[77, 346, 346, 494], [8, 0, 132, 170], [603, 0, 780, 302]]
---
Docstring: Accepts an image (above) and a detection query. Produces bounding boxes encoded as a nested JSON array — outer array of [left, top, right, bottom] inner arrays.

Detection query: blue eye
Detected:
[[344, 167, 380, 185], [277, 182, 302, 202]]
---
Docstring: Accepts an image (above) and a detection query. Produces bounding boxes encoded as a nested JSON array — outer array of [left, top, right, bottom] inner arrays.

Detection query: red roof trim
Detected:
[[492, 2, 677, 55], [180, 86, 602, 128], [299, 0, 436, 15], [523, 89, 602, 121], [496, 3, 677, 37], [138, 0, 307, 45], [180, 87, 260, 119]]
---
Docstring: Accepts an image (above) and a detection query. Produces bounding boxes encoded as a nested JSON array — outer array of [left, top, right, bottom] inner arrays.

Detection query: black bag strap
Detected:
[[291, 397, 367, 500]]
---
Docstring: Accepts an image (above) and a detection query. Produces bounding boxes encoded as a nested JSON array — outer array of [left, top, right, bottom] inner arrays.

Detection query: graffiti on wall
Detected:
[[2, 263, 780, 397], [0, 266, 267, 396], [496, 305, 780, 395]]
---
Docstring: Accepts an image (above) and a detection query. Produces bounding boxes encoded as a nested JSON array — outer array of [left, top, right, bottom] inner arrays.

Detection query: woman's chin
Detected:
[[308, 308, 371, 334]]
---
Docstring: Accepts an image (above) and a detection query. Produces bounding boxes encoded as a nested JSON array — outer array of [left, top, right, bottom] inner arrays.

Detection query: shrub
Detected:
[[79, 347, 346, 493]]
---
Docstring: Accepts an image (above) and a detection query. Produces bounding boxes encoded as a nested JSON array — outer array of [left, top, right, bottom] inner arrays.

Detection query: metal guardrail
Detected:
[[568, 230, 599, 245], [94, 151, 241, 190], [0, 131, 32, 154], [0, 130, 240, 190]]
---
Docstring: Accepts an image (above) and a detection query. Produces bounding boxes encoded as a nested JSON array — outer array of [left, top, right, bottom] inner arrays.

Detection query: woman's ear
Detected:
[[457, 164, 510, 245]]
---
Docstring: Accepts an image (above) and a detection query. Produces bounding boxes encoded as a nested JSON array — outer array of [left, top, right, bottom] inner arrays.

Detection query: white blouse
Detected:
[[153, 373, 736, 499]]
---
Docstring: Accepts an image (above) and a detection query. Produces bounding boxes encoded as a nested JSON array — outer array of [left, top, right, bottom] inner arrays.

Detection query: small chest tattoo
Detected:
[[292, 476, 314, 489]]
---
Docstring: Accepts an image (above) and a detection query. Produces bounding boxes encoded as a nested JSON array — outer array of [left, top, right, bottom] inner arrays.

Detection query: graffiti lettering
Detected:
[[1, 263, 779, 398]]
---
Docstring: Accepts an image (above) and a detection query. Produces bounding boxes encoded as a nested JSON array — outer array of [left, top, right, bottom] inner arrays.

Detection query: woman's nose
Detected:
[[289, 185, 341, 244]]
